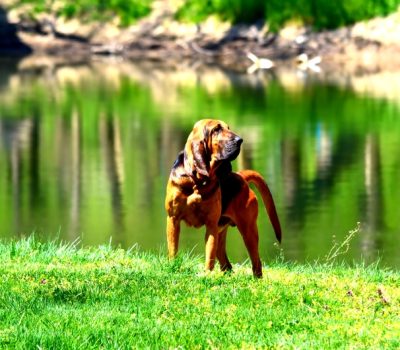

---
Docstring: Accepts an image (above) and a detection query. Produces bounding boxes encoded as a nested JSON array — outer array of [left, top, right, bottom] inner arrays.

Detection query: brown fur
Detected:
[[165, 119, 282, 277]]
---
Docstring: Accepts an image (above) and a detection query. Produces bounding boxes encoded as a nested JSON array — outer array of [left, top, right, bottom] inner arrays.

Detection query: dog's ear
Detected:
[[184, 127, 210, 181]]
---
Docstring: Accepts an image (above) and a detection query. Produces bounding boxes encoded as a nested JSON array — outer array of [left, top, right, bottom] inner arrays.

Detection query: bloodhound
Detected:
[[165, 119, 282, 277]]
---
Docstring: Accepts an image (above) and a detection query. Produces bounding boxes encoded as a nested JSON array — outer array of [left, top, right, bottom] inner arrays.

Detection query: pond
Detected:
[[0, 57, 399, 269]]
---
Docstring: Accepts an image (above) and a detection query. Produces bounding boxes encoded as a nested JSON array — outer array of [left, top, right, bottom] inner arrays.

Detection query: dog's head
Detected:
[[184, 119, 242, 182]]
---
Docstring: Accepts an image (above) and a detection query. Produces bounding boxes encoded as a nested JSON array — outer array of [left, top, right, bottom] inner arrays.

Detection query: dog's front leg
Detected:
[[204, 225, 219, 271], [166, 216, 181, 258]]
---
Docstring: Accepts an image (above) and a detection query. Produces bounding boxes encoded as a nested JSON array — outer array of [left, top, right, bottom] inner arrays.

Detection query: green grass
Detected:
[[0, 237, 399, 349], [9, 0, 153, 27], [176, 0, 400, 30], [8, 0, 400, 30]]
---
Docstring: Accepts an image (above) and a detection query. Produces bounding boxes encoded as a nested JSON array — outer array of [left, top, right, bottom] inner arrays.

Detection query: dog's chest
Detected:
[[182, 194, 221, 228], [182, 208, 213, 228]]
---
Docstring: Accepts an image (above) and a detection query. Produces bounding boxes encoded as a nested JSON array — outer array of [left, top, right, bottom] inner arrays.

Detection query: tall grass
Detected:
[[0, 236, 399, 349], [176, 0, 400, 30]]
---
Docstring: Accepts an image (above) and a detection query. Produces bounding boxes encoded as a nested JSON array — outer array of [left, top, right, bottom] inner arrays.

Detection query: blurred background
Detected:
[[1, 0, 400, 268]]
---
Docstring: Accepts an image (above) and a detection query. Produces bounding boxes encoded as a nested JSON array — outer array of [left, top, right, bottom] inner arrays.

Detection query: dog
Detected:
[[165, 119, 282, 277]]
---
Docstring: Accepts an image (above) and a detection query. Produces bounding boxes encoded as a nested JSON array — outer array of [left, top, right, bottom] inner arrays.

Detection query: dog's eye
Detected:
[[212, 125, 222, 134]]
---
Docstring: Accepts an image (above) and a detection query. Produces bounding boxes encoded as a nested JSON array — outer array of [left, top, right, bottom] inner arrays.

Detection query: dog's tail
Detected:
[[239, 170, 282, 243]]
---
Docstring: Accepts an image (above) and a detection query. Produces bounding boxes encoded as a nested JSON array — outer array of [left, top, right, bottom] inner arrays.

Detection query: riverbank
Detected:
[[0, 237, 399, 348], [3, 2, 400, 75]]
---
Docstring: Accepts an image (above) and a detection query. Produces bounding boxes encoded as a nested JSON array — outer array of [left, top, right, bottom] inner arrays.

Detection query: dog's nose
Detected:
[[235, 136, 243, 145]]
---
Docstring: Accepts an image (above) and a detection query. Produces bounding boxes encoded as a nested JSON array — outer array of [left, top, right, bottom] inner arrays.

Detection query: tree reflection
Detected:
[[70, 111, 82, 239], [0, 119, 33, 233], [99, 114, 125, 241], [362, 134, 384, 258]]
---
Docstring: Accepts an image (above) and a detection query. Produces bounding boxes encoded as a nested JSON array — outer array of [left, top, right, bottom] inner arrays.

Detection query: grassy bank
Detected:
[[7, 0, 153, 26], [0, 237, 399, 349], [177, 0, 400, 30], [7, 0, 400, 30]]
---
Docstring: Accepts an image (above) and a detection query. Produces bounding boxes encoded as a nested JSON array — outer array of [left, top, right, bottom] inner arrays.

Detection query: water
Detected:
[[1, 57, 399, 268]]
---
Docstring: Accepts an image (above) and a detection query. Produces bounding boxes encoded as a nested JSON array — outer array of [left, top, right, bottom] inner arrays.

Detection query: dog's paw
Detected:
[[187, 192, 202, 206]]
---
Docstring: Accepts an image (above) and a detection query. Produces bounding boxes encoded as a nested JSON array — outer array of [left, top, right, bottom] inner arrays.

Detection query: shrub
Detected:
[[176, 0, 400, 30]]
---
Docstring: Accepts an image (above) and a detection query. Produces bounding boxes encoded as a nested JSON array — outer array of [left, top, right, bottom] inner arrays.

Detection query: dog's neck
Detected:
[[188, 161, 233, 200], [188, 172, 217, 195], [188, 160, 232, 184], [215, 161, 233, 179]]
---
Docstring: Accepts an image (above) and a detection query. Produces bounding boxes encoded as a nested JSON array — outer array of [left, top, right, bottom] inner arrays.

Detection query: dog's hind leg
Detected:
[[216, 227, 232, 272], [236, 201, 262, 277], [239, 222, 262, 277]]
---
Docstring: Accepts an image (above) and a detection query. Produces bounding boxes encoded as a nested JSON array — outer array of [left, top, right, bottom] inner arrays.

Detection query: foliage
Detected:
[[175, 0, 265, 24], [11, 0, 153, 26], [0, 236, 398, 348], [8, 0, 400, 30], [176, 0, 400, 30]]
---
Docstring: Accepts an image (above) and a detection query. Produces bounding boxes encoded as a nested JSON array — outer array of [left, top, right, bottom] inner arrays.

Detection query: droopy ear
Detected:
[[184, 129, 209, 181]]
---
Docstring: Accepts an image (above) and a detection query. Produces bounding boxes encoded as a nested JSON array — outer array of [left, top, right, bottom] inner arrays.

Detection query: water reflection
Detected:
[[362, 134, 384, 260], [0, 57, 399, 268], [99, 115, 125, 232]]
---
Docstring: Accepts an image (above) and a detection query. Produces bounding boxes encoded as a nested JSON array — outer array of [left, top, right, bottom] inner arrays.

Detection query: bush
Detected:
[[176, 0, 400, 30]]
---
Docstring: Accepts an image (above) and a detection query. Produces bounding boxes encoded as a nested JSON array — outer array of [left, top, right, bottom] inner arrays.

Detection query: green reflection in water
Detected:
[[0, 59, 399, 268]]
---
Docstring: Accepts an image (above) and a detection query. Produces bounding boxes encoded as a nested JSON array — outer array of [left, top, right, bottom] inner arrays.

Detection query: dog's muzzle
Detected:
[[224, 136, 243, 161]]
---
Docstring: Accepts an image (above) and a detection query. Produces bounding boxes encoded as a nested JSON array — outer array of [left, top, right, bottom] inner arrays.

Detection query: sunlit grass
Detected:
[[0, 236, 399, 349], [176, 0, 400, 30], [8, 0, 400, 30], [8, 0, 153, 26]]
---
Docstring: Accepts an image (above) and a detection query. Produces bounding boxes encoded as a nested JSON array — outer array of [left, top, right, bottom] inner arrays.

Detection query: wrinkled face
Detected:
[[184, 119, 243, 180], [202, 120, 243, 163]]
